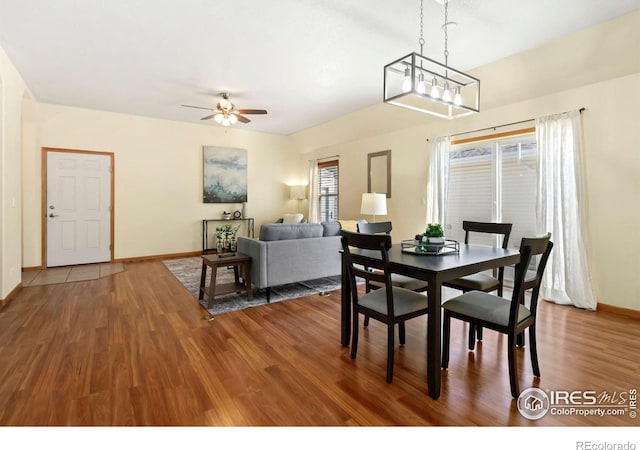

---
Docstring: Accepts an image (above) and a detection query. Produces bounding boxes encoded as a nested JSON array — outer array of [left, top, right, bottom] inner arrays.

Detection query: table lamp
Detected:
[[360, 193, 387, 223]]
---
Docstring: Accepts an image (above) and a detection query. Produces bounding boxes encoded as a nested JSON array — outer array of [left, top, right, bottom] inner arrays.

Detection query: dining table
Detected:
[[340, 242, 520, 399]]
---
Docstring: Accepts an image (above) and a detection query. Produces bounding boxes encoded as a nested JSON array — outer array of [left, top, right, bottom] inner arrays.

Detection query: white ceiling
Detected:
[[0, 0, 638, 135]]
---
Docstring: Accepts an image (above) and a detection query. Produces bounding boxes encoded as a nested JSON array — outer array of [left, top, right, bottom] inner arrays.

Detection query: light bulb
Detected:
[[416, 73, 426, 94], [430, 78, 439, 98], [228, 114, 238, 124], [221, 117, 231, 126], [214, 113, 224, 124], [442, 83, 452, 102], [453, 87, 462, 106], [402, 67, 412, 92]]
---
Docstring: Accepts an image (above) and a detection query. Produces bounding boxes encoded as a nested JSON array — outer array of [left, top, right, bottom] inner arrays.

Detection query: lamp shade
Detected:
[[360, 193, 387, 216], [289, 185, 306, 200]]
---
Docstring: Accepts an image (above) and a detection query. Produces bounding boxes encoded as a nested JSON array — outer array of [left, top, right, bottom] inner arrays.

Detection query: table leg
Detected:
[[199, 262, 207, 300], [341, 252, 351, 347], [244, 261, 252, 301], [427, 280, 442, 399], [207, 265, 218, 309]]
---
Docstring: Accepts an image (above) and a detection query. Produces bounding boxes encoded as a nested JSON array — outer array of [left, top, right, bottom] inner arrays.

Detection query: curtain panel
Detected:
[[535, 110, 597, 310], [308, 159, 320, 223], [426, 137, 451, 226]]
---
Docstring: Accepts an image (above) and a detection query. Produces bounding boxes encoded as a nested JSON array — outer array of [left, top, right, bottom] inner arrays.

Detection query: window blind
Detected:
[[318, 160, 339, 222]]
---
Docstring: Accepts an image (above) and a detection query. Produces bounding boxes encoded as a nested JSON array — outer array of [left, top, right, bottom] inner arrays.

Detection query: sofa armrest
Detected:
[[237, 236, 268, 289]]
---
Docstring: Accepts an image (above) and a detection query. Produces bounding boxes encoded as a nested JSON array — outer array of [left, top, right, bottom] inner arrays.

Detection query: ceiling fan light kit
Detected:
[[383, 0, 479, 119], [182, 92, 267, 127]]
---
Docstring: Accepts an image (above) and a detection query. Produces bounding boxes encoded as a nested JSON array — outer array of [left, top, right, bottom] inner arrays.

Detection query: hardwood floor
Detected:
[[0, 260, 638, 426]]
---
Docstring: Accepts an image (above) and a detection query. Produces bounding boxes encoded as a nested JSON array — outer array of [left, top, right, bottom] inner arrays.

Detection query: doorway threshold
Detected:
[[22, 262, 124, 287]]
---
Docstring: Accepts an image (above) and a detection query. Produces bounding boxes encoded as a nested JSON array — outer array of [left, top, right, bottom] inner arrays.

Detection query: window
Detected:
[[317, 160, 339, 222], [445, 132, 537, 280]]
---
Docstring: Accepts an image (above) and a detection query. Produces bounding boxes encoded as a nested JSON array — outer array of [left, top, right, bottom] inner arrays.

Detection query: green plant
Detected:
[[425, 223, 444, 237], [216, 224, 240, 239]]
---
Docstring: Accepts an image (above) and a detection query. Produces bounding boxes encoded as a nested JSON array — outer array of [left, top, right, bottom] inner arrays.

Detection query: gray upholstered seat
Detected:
[[359, 286, 429, 317], [340, 230, 429, 383], [441, 234, 553, 398], [357, 220, 428, 292], [442, 291, 532, 327], [443, 220, 513, 349]]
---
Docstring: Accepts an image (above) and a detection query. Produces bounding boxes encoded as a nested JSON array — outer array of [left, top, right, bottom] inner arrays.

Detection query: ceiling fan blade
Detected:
[[200, 114, 216, 120], [235, 109, 267, 115], [181, 104, 216, 111], [234, 114, 251, 123]]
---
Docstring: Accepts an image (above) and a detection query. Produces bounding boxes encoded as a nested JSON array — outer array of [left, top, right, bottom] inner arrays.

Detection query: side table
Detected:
[[199, 253, 253, 309]]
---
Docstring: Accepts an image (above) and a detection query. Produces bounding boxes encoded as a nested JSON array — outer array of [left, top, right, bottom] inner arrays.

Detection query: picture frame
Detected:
[[203, 146, 248, 203]]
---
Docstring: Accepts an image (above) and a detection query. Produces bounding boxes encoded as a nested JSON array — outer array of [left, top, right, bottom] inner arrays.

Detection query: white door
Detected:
[[46, 151, 112, 267]]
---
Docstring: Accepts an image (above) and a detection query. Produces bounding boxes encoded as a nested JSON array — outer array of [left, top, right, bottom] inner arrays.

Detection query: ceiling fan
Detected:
[[181, 92, 267, 126]]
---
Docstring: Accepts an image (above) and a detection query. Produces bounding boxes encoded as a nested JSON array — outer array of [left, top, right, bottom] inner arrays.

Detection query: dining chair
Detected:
[[340, 230, 430, 383], [357, 221, 429, 326], [441, 233, 553, 398], [443, 220, 513, 349]]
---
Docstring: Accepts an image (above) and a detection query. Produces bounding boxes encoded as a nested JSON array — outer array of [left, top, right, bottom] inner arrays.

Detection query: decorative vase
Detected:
[[230, 237, 237, 252], [216, 238, 224, 253], [242, 202, 248, 218]]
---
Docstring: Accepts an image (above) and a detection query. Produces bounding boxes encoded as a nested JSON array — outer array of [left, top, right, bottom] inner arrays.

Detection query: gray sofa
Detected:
[[237, 222, 343, 302]]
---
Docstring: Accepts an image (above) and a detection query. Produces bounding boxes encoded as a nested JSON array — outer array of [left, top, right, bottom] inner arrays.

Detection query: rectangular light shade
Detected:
[[384, 52, 480, 119], [361, 193, 387, 215], [289, 185, 306, 200]]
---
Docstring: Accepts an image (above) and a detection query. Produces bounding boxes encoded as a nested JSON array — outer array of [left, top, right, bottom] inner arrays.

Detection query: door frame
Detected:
[[41, 147, 115, 269]]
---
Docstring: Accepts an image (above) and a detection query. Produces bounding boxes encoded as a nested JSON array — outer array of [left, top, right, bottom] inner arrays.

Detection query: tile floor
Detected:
[[22, 262, 125, 287]]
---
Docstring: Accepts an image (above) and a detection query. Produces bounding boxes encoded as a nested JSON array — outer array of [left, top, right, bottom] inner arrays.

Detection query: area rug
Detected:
[[162, 257, 342, 316]]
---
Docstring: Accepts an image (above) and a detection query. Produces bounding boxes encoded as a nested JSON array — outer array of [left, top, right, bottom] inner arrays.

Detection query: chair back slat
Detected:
[[340, 230, 395, 315], [508, 233, 553, 329], [357, 221, 392, 235], [462, 220, 513, 249]]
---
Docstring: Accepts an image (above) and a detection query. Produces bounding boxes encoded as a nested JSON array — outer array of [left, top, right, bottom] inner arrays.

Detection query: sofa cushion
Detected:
[[259, 223, 324, 241], [338, 219, 367, 233], [282, 213, 304, 224], [321, 221, 341, 236]]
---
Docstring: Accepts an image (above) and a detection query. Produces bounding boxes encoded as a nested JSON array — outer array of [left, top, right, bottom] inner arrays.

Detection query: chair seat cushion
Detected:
[[369, 274, 428, 292], [359, 287, 429, 316], [443, 291, 532, 327], [445, 273, 500, 291]]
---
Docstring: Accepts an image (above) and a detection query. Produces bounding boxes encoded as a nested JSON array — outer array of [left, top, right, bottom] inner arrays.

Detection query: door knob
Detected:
[[49, 213, 59, 218]]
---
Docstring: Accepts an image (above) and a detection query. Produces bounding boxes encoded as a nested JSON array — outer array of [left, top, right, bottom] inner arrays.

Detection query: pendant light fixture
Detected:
[[383, 0, 480, 119]]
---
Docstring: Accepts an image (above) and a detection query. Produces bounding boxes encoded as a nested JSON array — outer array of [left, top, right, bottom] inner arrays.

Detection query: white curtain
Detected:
[[308, 159, 320, 223], [426, 137, 451, 225], [536, 110, 597, 310]]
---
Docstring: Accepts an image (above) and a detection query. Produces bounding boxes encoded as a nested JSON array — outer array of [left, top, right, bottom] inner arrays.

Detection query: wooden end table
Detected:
[[199, 253, 252, 308]]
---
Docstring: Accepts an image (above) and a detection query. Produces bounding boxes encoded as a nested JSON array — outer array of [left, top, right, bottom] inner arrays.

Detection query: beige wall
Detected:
[[22, 104, 303, 265], [0, 45, 32, 299], [297, 73, 640, 311], [290, 10, 640, 311], [4, 10, 640, 312]]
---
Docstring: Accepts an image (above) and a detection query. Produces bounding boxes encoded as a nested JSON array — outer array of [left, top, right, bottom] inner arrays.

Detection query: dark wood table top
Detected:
[[201, 252, 250, 266]]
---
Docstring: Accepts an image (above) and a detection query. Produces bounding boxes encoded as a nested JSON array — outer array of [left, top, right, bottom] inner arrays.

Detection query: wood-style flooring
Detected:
[[0, 260, 638, 426]]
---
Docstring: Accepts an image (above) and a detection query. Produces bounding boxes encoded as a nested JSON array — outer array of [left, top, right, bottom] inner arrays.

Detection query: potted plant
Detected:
[[216, 224, 240, 252], [415, 223, 445, 252]]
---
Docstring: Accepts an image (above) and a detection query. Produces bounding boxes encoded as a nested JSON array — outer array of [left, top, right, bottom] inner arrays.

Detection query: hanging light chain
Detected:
[[444, 0, 449, 66], [419, 0, 425, 54]]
